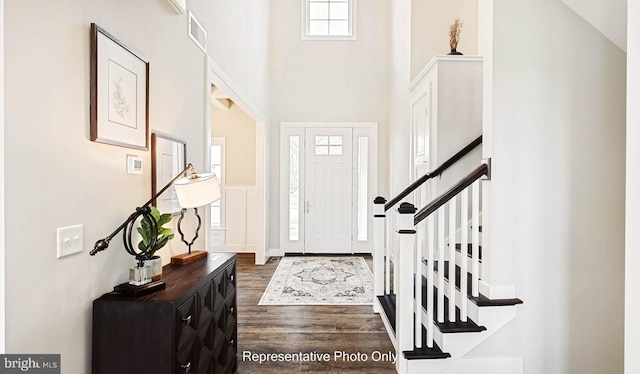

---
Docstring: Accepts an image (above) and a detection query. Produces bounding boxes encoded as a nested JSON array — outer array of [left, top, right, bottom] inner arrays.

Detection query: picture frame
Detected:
[[151, 133, 187, 215], [90, 23, 149, 150]]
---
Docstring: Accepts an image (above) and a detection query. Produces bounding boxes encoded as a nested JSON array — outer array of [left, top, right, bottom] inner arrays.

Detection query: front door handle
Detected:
[[305, 201, 310, 214]]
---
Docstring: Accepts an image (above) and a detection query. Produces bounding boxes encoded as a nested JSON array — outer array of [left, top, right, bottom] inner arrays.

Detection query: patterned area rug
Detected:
[[258, 256, 373, 305]]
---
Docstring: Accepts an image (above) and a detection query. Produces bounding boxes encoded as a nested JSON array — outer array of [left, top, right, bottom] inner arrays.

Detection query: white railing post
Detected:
[[373, 196, 387, 313], [396, 202, 417, 373]]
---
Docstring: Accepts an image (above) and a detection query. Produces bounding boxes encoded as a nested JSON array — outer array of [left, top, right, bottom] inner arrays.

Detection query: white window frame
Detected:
[[210, 138, 225, 229], [301, 0, 357, 41]]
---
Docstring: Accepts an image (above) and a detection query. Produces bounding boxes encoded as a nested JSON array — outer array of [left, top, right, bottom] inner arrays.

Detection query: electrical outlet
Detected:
[[57, 224, 83, 258]]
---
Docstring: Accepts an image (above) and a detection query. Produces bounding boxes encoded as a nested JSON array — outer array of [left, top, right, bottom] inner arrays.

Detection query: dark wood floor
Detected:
[[236, 253, 396, 373]]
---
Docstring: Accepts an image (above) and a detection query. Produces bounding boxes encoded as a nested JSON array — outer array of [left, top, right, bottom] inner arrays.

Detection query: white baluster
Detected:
[[386, 210, 392, 295], [393, 212, 400, 297], [472, 180, 480, 298], [415, 214, 423, 349], [437, 208, 445, 323], [460, 188, 469, 322], [426, 213, 435, 347], [448, 198, 456, 322]]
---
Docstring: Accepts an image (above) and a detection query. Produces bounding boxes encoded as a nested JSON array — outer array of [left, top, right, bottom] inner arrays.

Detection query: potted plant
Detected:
[[137, 206, 175, 280], [448, 18, 463, 55]]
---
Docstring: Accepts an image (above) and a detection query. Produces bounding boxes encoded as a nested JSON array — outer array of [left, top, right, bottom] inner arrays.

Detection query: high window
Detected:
[[303, 0, 356, 40]]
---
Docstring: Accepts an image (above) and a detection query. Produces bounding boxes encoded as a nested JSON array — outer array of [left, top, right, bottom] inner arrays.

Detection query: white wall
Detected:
[[203, 0, 271, 120], [212, 104, 257, 185], [410, 0, 478, 80], [469, 0, 626, 372], [626, 2, 640, 372], [4, 0, 216, 371], [388, 0, 413, 196], [268, 0, 389, 250], [0, 0, 5, 353]]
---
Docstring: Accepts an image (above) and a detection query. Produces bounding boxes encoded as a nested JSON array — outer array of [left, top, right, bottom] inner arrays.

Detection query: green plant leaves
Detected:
[[137, 206, 175, 258]]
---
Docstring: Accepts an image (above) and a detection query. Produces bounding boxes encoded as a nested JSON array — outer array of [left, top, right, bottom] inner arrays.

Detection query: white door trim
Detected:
[[207, 57, 268, 264], [280, 122, 378, 255]]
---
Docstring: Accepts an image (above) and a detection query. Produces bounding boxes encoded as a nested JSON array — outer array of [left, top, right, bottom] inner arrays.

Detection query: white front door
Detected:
[[304, 128, 353, 253]]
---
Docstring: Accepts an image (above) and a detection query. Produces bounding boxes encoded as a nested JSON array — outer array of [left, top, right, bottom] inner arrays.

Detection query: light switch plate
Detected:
[[57, 224, 83, 258]]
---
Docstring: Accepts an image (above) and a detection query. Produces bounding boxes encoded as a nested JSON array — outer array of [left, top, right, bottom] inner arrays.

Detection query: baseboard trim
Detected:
[[269, 248, 285, 257]]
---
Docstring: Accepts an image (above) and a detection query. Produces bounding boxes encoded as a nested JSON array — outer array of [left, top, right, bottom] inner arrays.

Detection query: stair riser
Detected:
[[406, 357, 523, 374]]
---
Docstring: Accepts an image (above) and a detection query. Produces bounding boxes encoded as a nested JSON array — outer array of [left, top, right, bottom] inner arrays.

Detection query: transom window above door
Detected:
[[302, 0, 357, 40], [315, 135, 343, 155]]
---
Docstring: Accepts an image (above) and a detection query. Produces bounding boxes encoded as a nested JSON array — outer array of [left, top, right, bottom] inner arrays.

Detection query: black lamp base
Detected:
[[114, 280, 166, 298]]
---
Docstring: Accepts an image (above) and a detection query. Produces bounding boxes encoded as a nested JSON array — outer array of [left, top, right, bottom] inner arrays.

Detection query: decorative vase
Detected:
[[143, 256, 163, 281], [447, 48, 463, 55]]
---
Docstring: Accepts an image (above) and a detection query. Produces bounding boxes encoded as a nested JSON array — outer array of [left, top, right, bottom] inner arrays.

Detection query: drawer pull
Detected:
[[181, 362, 191, 373], [229, 306, 235, 314], [182, 315, 192, 325], [228, 274, 234, 282], [228, 339, 235, 346]]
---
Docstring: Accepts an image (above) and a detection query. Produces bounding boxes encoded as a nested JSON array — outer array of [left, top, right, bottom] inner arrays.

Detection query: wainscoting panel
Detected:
[[214, 186, 256, 252]]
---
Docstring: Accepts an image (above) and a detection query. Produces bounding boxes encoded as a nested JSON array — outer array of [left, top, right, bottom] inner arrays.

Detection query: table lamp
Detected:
[[171, 172, 220, 265], [90, 163, 220, 296]]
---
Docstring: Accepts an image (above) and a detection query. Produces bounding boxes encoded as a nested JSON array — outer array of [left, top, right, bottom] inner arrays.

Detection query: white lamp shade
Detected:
[[174, 173, 221, 208]]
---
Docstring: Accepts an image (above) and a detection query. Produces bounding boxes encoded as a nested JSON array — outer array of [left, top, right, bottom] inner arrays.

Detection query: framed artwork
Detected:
[[90, 23, 149, 150], [151, 133, 187, 215]]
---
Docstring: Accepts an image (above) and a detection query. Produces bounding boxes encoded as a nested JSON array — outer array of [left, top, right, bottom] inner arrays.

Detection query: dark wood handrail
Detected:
[[384, 135, 482, 211], [414, 163, 488, 226]]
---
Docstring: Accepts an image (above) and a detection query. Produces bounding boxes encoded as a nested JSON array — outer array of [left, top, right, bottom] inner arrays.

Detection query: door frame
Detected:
[[206, 57, 268, 264], [279, 122, 378, 255]]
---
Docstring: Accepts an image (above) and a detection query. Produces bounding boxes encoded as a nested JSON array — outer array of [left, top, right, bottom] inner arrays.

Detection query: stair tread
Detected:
[[404, 346, 451, 360], [404, 325, 451, 360], [377, 294, 396, 334], [422, 260, 524, 307]]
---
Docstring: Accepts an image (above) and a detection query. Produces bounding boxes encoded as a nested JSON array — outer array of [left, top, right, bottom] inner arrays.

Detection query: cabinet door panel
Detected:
[[176, 295, 197, 352], [176, 338, 197, 374]]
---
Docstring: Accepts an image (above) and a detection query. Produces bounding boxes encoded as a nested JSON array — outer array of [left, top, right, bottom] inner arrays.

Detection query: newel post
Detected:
[[396, 202, 417, 373], [373, 196, 387, 313]]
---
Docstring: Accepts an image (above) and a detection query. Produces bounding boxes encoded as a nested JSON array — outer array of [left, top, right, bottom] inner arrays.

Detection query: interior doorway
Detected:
[[207, 58, 267, 265], [280, 123, 377, 254]]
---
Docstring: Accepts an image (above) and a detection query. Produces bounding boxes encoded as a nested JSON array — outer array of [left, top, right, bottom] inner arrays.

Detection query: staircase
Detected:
[[372, 138, 523, 374]]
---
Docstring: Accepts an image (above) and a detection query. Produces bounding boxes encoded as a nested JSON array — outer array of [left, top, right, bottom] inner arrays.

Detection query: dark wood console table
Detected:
[[92, 253, 237, 373]]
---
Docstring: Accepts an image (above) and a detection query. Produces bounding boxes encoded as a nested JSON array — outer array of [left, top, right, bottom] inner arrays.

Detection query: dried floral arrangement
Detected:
[[449, 18, 463, 51]]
